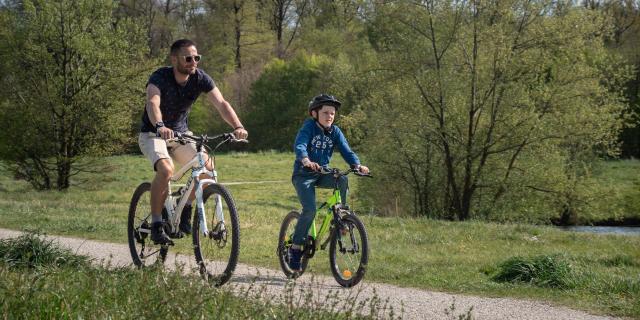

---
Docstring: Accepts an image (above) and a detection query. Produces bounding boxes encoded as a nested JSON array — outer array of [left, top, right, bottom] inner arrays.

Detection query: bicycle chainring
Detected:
[[135, 221, 150, 244]]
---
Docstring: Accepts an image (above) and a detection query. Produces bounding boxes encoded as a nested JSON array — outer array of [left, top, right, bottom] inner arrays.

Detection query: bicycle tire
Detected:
[[277, 211, 309, 278], [329, 213, 369, 287], [127, 182, 168, 267], [192, 183, 240, 286]]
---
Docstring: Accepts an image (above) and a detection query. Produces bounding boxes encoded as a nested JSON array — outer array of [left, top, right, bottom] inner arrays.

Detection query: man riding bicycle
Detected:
[[138, 39, 248, 245], [288, 94, 369, 271]]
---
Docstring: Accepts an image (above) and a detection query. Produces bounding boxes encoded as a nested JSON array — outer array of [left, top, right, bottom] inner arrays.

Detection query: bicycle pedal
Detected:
[[153, 239, 174, 246]]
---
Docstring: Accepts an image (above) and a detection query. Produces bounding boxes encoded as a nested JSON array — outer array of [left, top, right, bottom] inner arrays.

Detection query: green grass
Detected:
[[0, 154, 639, 317]]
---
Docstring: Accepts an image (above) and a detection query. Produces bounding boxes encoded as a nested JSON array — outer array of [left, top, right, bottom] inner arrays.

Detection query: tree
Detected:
[[361, 0, 629, 222], [257, 0, 310, 58], [583, 0, 640, 158], [245, 53, 349, 151], [0, 0, 152, 190]]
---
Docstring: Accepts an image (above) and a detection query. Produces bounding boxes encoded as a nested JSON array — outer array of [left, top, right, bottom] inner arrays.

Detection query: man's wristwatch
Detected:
[[155, 121, 165, 129]]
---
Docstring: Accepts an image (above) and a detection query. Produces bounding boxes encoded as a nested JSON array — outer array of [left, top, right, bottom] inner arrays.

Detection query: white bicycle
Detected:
[[127, 132, 246, 286]]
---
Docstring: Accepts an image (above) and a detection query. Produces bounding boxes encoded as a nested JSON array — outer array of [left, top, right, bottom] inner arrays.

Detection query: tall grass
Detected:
[[0, 232, 91, 269], [491, 254, 574, 289]]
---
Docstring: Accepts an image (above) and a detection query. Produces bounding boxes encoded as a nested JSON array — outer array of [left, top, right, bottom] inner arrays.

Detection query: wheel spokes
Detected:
[[335, 222, 362, 279]]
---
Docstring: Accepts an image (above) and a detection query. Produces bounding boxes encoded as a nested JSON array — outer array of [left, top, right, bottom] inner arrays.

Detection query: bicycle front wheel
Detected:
[[329, 213, 369, 287], [127, 182, 168, 267], [192, 183, 240, 286]]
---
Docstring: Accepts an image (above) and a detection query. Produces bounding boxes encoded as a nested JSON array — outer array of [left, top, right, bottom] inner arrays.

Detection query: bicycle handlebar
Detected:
[[317, 167, 373, 178], [164, 132, 249, 144]]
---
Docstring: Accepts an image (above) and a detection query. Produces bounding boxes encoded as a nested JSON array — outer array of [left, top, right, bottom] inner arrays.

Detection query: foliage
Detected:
[[245, 53, 338, 150], [584, 0, 640, 158], [358, 1, 631, 222], [0, 0, 153, 189]]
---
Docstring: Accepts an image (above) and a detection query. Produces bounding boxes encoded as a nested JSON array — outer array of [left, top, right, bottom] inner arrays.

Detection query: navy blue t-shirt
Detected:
[[140, 67, 215, 133]]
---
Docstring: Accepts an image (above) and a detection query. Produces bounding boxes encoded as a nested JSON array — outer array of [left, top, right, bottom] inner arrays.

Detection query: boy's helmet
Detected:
[[308, 94, 341, 115]]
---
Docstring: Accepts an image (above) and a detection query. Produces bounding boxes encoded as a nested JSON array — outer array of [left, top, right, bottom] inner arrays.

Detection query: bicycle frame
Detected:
[[164, 143, 223, 237], [309, 189, 341, 244]]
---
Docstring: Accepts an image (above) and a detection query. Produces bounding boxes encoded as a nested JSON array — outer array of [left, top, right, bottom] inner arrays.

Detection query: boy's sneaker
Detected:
[[288, 247, 304, 271], [151, 221, 172, 245], [179, 204, 193, 235]]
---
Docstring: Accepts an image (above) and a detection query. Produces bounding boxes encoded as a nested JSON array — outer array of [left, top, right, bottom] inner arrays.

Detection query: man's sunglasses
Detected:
[[180, 55, 201, 63]]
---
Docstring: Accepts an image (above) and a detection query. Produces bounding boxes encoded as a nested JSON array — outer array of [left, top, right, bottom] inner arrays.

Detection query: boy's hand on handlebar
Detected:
[[157, 127, 174, 140], [301, 157, 321, 171], [356, 165, 369, 174]]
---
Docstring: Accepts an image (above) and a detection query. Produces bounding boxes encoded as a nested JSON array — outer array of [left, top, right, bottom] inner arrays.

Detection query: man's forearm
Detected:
[[217, 101, 243, 128], [146, 102, 163, 124]]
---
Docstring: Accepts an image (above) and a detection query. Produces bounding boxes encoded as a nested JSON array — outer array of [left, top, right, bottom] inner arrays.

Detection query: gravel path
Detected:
[[0, 228, 619, 320]]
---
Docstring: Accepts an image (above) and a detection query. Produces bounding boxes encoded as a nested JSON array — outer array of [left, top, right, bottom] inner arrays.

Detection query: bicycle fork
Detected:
[[334, 209, 360, 254], [195, 178, 226, 238]]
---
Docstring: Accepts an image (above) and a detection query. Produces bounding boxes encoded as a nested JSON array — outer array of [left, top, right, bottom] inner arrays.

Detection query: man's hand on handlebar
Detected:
[[157, 126, 174, 140], [233, 127, 248, 140]]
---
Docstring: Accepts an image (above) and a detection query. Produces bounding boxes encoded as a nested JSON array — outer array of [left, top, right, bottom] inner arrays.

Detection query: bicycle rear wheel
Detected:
[[127, 182, 168, 267], [277, 211, 309, 278], [329, 213, 369, 287], [192, 183, 239, 286]]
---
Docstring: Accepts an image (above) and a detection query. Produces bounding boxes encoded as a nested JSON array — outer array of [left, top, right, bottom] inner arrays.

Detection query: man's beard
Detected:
[[176, 64, 195, 75]]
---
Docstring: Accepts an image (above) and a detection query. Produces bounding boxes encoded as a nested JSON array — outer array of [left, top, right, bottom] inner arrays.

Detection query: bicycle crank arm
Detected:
[[137, 227, 151, 234]]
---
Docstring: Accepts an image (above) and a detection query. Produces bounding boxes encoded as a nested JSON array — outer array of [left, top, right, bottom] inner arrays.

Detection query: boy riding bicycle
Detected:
[[288, 94, 369, 271]]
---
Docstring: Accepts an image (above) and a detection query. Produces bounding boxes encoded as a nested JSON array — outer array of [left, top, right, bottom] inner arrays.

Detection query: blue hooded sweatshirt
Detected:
[[292, 118, 360, 175]]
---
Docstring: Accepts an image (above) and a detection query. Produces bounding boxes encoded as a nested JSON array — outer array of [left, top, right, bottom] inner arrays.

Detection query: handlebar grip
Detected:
[[355, 172, 373, 178]]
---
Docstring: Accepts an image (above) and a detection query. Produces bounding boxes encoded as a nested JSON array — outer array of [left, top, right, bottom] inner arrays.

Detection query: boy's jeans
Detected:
[[291, 170, 348, 246]]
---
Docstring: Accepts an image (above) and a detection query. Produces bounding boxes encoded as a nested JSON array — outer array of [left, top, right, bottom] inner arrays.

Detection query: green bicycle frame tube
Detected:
[[310, 189, 342, 240]]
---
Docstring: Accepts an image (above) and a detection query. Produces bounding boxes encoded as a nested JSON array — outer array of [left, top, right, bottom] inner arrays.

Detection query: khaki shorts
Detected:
[[138, 132, 198, 171]]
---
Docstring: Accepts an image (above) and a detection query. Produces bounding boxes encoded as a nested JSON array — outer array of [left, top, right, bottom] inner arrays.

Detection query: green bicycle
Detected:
[[277, 167, 372, 287]]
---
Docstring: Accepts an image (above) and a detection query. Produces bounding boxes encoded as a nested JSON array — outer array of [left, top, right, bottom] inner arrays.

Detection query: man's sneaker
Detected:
[[288, 247, 304, 271], [151, 221, 172, 245], [179, 204, 193, 235]]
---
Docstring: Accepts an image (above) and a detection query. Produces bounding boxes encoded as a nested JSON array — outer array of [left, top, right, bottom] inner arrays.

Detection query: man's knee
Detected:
[[155, 159, 174, 180]]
